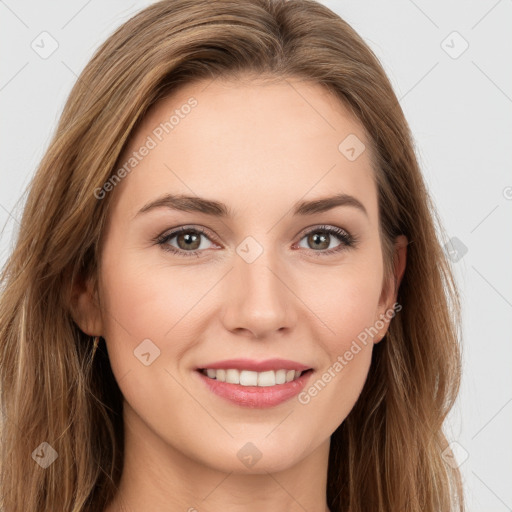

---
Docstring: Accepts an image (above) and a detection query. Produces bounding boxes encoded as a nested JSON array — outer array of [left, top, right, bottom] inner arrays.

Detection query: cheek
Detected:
[[296, 275, 379, 430], [97, 251, 205, 421], [97, 243, 225, 390], [294, 261, 382, 416], [99, 255, 200, 343], [299, 258, 383, 347], [299, 343, 373, 437]]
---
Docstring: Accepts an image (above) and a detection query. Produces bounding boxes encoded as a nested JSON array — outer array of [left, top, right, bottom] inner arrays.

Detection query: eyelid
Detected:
[[294, 223, 349, 240], [161, 224, 218, 241]]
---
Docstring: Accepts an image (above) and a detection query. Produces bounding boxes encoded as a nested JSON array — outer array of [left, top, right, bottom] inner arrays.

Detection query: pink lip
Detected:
[[195, 369, 314, 408], [197, 358, 312, 372]]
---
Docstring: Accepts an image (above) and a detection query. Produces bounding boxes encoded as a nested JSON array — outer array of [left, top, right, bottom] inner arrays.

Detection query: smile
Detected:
[[199, 368, 307, 387], [195, 368, 314, 408]]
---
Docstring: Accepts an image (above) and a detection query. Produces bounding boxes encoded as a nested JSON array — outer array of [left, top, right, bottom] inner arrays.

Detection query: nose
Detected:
[[220, 245, 297, 339]]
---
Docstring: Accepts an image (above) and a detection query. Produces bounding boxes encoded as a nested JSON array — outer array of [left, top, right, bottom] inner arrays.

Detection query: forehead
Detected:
[[110, 76, 378, 225]]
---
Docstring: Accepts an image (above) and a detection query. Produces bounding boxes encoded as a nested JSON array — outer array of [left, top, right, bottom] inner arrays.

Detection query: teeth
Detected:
[[225, 369, 239, 384], [257, 370, 275, 387], [240, 370, 258, 386], [275, 369, 286, 384], [202, 368, 307, 386]]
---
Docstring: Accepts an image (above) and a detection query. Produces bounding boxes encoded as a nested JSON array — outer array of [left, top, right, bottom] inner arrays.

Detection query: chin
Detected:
[[191, 435, 311, 475]]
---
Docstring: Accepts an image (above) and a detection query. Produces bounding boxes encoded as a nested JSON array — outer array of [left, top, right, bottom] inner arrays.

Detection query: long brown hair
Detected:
[[0, 0, 464, 510]]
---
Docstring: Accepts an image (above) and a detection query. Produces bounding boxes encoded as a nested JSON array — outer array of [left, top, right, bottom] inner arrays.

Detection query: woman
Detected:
[[0, 0, 464, 510]]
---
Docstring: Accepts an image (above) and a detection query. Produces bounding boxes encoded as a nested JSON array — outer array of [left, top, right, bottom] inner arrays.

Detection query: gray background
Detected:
[[1, 1, 511, 510]]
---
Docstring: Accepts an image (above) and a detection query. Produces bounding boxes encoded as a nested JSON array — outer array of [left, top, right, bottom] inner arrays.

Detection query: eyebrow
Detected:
[[134, 192, 368, 219]]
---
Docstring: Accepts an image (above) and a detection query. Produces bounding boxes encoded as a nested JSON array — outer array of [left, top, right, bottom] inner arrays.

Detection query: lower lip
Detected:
[[196, 369, 313, 408]]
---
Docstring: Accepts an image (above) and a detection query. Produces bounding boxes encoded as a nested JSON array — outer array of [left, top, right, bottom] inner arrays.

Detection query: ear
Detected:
[[67, 269, 104, 337], [374, 234, 408, 343]]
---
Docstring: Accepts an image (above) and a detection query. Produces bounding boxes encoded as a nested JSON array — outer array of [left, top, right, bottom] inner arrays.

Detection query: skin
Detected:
[[72, 74, 407, 512]]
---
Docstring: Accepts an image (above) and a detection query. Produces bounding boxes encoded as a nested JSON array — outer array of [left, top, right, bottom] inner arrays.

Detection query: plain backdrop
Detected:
[[1, 1, 511, 510]]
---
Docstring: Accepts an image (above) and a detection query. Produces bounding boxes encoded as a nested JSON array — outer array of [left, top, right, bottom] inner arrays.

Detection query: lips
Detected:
[[194, 358, 314, 408], [196, 358, 312, 372]]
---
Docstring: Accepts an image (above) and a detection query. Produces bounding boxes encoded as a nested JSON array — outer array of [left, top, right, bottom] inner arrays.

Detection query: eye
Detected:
[[295, 225, 357, 257], [155, 226, 217, 257], [154, 224, 358, 257]]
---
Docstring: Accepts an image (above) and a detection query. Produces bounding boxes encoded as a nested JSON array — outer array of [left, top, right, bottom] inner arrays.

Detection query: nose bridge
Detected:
[[221, 235, 296, 336]]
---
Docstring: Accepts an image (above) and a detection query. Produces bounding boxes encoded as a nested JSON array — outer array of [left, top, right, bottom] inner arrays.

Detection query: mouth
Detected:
[[194, 367, 314, 408], [197, 368, 313, 387]]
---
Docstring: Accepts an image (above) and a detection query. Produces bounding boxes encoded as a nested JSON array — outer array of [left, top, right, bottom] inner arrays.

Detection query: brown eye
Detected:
[[155, 224, 357, 258], [175, 230, 202, 250], [306, 231, 330, 250], [156, 226, 216, 256], [296, 225, 356, 256]]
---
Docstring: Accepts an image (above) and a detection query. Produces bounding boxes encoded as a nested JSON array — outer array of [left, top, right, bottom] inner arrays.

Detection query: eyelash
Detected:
[[153, 224, 358, 258]]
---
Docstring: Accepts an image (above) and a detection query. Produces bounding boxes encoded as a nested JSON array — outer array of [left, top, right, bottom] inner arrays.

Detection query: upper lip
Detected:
[[197, 358, 312, 372]]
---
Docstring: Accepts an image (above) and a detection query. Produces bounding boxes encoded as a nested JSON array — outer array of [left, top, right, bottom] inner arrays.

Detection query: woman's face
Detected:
[[82, 75, 406, 474]]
